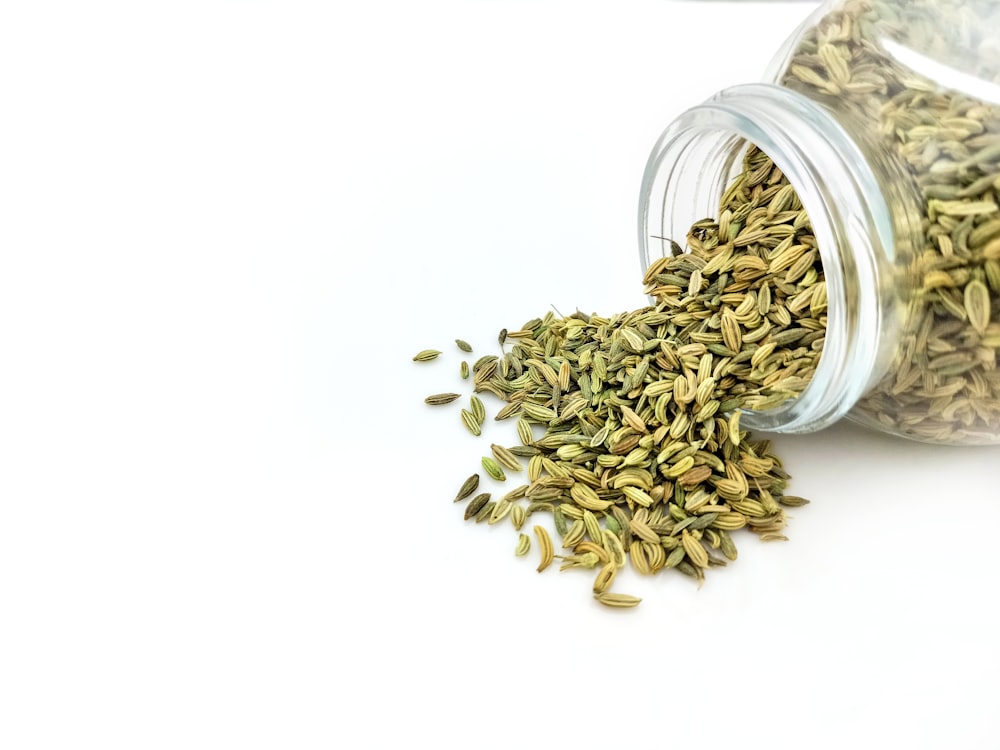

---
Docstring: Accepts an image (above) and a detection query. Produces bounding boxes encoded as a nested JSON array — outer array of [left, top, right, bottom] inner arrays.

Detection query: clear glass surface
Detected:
[[641, 0, 1000, 444]]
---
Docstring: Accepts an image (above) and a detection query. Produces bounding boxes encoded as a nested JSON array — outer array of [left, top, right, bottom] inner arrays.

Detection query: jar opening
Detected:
[[639, 84, 902, 433]]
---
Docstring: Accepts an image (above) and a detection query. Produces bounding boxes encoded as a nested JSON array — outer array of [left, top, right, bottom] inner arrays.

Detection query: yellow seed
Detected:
[[527, 454, 543, 482], [582, 510, 603, 543], [558, 360, 571, 391], [629, 540, 651, 575], [561, 519, 586, 548], [628, 517, 660, 545], [488, 499, 513, 525], [510, 504, 527, 531], [593, 592, 641, 608], [663, 455, 695, 478], [569, 483, 614, 511], [643, 541, 666, 571], [712, 512, 748, 530], [965, 279, 991, 334], [621, 485, 654, 507], [516, 418, 535, 447], [759, 533, 789, 542], [515, 533, 531, 557], [681, 530, 709, 568], [619, 404, 649, 434], [602, 529, 627, 569], [461, 409, 482, 436], [592, 561, 617, 595], [534, 525, 554, 573], [728, 409, 742, 446]]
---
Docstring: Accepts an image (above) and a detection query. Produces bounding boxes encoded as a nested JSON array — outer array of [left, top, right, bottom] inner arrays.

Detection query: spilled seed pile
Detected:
[[415, 146, 818, 608]]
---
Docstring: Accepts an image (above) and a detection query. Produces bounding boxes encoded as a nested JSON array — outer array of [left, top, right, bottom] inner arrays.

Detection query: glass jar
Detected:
[[639, 0, 1000, 445]]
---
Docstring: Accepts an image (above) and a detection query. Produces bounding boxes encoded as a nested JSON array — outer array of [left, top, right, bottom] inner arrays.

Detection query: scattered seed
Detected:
[[593, 592, 642, 608], [482, 456, 506, 482], [425, 393, 461, 406], [534, 525, 554, 572], [454, 474, 480, 503]]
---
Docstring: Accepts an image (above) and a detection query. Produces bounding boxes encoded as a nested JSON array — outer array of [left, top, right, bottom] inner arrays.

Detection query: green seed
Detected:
[[482, 456, 506, 482]]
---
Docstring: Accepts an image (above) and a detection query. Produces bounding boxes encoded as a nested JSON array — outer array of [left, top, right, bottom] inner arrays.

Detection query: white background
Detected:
[[2, 1, 999, 748]]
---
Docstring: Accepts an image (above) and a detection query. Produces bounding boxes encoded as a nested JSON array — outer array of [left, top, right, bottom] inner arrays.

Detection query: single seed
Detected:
[[515, 533, 531, 556], [460, 409, 482, 437], [470, 395, 486, 424], [592, 561, 617, 594], [425, 392, 461, 405], [965, 279, 991, 335], [534, 525, 554, 572], [454, 473, 480, 502], [482, 456, 506, 481], [475, 501, 496, 524], [593, 592, 642, 608], [412, 349, 442, 362], [516, 418, 535, 446], [490, 443, 523, 472]]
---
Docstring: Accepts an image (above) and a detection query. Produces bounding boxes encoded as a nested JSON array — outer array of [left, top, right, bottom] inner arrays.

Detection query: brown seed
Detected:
[[678, 465, 713, 488], [464, 493, 490, 520], [777, 495, 810, 507], [453, 473, 480, 502]]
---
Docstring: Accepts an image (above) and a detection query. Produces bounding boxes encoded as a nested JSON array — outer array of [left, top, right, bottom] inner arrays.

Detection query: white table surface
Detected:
[[3, 1, 999, 748]]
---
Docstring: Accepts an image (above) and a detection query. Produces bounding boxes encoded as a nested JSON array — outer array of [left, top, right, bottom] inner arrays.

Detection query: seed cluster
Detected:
[[417, 146, 816, 607]]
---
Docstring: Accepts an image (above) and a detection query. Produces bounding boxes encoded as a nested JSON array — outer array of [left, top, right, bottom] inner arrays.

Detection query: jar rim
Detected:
[[638, 83, 897, 433]]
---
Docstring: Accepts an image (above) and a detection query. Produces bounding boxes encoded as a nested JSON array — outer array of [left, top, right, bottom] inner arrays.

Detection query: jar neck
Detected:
[[638, 83, 917, 433]]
